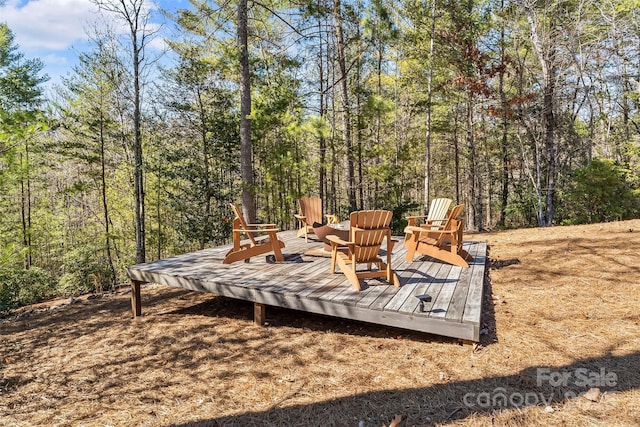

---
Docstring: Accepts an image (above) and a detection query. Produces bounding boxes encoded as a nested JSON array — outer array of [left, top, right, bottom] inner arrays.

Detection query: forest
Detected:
[[1, 0, 639, 311]]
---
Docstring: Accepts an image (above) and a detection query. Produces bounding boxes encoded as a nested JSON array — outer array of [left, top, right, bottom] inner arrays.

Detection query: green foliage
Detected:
[[559, 158, 639, 224], [0, 23, 47, 112], [389, 201, 420, 235], [3, 0, 640, 311], [57, 247, 115, 296], [0, 267, 55, 315], [0, 243, 22, 270]]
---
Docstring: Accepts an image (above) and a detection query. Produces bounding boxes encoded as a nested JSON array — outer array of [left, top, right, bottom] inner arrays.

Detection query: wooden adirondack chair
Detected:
[[223, 203, 285, 264], [294, 197, 338, 242], [403, 204, 473, 267], [405, 197, 452, 231], [327, 210, 400, 291]]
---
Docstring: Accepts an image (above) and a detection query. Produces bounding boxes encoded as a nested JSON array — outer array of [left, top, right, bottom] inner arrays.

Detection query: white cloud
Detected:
[[1, 0, 163, 52], [42, 53, 70, 66], [2, 0, 101, 50], [1, 0, 170, 89]]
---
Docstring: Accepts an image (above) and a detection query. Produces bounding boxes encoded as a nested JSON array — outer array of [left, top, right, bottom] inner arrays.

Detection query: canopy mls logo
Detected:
[[462, 367, 618, 409], [462, 387, 553, 409], [537, 367, 618, 388]]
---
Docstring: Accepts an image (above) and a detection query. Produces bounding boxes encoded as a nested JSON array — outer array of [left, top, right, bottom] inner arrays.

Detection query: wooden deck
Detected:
[[127, 230, 487, 342]]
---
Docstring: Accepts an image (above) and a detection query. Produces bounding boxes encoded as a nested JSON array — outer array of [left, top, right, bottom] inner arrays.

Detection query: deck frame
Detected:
[[127, 230, 486, 342]]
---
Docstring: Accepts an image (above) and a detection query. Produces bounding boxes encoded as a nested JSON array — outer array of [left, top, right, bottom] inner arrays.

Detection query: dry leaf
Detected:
[[384, 414, 402, 427], [583, 388, 601, 402]]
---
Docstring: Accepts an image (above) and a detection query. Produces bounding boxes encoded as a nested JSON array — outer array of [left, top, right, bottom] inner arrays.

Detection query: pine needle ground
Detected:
[[2, 220, 639, 426]]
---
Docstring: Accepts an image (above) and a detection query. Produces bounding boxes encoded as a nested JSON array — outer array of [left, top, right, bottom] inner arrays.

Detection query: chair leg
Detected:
[[392, 272, 400, 287], [338, 259, 361, 291], [404, 233, 418, 262], [296, 226, 306, 239], [330, 245, 337, 274], [270, 239, 284, 262]]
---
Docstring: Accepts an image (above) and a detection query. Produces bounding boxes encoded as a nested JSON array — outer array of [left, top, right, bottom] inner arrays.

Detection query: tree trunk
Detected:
[[132, 28, 146, 264], [333, 0, 356, 211], [498, 0, 508, 227], [197, 87, 211, 250], [238, 0, 255, 222], [424, 0, 437, 214], [467, 97, 480, 230], [99, 105, 117, 287], [525, 5, 556, 226], [453, 109, 461, 204], [20, 148, 32, 269], [543, 64, 556, 226], [94, 0, 149, 263], [318, 16, 326, 204]]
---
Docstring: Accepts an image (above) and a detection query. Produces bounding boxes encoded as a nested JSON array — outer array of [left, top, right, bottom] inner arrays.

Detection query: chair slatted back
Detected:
[[298, 197, 323, 224], [349, 209, 392, 232], [230, 203, 257, 245], [348, 210, 393, 263], [427, 198, 453, 228], [431, 204, 465, 245], [449, 204, 465, 221], [352, 227, 389, 262]]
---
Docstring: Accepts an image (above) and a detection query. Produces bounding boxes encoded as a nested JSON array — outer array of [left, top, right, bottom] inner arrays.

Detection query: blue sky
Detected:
[[1, 0, 190, 92]]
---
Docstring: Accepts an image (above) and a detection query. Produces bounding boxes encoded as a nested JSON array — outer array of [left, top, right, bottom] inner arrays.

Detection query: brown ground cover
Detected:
[[1, 220, 639, 426]]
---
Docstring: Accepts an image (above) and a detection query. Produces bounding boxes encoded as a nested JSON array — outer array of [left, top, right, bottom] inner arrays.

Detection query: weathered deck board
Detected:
[[127, 230, 487, 341], [403, 261, 448, 315], [428, 265, 463, 318]]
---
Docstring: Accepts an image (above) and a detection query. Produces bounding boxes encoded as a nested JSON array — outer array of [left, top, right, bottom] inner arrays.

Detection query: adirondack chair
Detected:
[[403, 204, 473, 267], [294, 197, 338, 242], [405, 197, 452, 231], [326, 210, 400, 291], [223, 203, 285, 264]]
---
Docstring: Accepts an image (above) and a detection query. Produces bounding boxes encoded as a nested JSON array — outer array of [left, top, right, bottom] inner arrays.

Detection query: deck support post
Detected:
[[254, 302, 266, 326], [131, 280, 142, 318], [459, 339, 475, 348]]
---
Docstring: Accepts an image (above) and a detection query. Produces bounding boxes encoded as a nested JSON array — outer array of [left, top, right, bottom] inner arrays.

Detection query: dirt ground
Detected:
[[1, 220, 639, 427]]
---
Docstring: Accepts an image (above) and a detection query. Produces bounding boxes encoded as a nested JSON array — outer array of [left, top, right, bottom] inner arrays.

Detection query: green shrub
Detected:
[[560, 158, 638, 224], [0, 267, 55, 315], [389, 201, 420, 235], [57, 247, 114, 296]]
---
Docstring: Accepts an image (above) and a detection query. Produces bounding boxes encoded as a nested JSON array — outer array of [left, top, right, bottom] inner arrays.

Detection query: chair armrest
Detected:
[[404, 225, 452, 235], [404, 225, 425, 234], [234, 227, 280, 233], [406, 215, 428, 226], [421, 221, 446, 229], [406, 215, 428, 220], [294, 214, 306, 221], [326, 235, 350, 247]]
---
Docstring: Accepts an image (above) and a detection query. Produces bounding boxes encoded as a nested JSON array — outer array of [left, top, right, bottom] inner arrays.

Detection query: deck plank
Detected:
[[414, 264, 451, 316], [427, 265, 463, 319], [382, 266, 425, 312], [401, 260, 446, 315], [462, 242, 487, 325], [445, 265, 472, 321]]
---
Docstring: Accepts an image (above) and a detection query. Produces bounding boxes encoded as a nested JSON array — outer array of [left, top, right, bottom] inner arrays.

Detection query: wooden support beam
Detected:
[[131, 280, 142, 318], [459, 339, 476, 348], [254, 302, 266, 326]]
